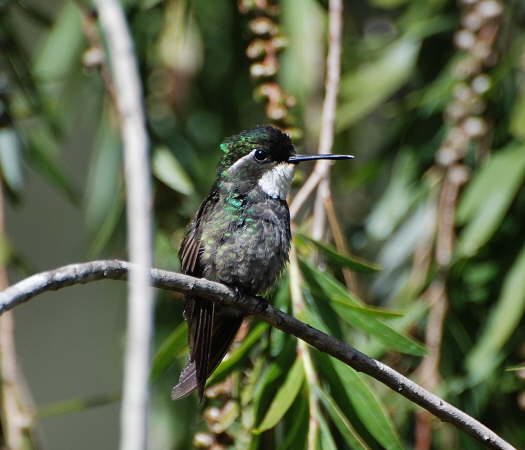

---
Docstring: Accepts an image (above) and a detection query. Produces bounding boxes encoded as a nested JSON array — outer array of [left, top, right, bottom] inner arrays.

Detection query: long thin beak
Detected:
[[288, 154, 354, 164]]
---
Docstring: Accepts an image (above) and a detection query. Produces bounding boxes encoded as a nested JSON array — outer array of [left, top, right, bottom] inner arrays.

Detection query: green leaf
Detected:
[[506, 364, 525, 372], [457, 144, 525, 257], [466, 244, 525, 382], [300, 260, 401, 318], [26, 129, 79, 204], [314, 387, 370, 450], [207, 322, 269, 386], [337, 38, 420, 130], [366, 150, 418, 240], [276, 393, 308, 450], [331, 360, 403, 450], [85, 114, 122, 235], [254, 357, 304, 433], [297, 233, 382, 273], [151, 322, 188, 380], [33, 2, 84, 81], [301, 261, 425, 356], [153, 147, 195, 196], [318, 412, 338, 450]]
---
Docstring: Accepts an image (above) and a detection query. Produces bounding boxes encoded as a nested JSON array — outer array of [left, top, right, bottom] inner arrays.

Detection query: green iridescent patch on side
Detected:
[[227, 197, 242, 208], [220, 143, 229, 153]]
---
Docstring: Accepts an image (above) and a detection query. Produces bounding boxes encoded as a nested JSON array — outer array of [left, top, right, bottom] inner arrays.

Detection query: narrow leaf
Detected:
[[314, 386, 370, 450], [298, 233, 382, 273], [466, 244, 525, 382], [153, 147, 195, 196], [300, 259, 401, 318], [318, 412, 338, 450], [207, 322, 269, 386], [301, 261, 425, 356], [331, 360, 403, 450], [457, 144, 525, 257], [337, 38, 420, 130], [151, 322, 188, 380], [254, 357, 304, 433]]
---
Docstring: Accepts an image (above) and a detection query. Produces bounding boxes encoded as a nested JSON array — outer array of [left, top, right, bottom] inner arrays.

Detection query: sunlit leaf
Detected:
[[254, 357, 304, 433], [457, 144, 525, 257], [151, 322, 188, 380], [300, 260, 401, 318], [314, 386, 370, 450], [466, 244, 525, 382], [301, 261, 425, 356], [153, 147, 195, 196], [331, 360, 403, 450], [297, 233, 382, 273]]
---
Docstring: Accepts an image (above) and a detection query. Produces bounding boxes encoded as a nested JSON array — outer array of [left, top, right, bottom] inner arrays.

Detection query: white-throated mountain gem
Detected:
[[172, 125, 353, 400]]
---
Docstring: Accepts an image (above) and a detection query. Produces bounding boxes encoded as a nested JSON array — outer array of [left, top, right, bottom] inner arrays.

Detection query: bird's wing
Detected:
[[179, 187, 219, 276], [175, 186, 241, 400]]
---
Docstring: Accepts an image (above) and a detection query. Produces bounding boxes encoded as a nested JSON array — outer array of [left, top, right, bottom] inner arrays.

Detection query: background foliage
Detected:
[[1, 0, 525, 449]]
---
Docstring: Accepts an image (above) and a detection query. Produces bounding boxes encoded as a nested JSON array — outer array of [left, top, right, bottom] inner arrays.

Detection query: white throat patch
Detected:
[[258, 163, 295, 200]]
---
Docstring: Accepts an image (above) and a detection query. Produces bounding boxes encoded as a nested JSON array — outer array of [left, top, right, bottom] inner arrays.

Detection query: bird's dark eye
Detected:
[[254, 149, 268, 161]]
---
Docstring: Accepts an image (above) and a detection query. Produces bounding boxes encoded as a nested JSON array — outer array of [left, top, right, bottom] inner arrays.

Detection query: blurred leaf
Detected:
[[366, 150, 419, 240], [457, 144, 525, 257], [151, 322, 188, 380], [506, 364, 525, 372], [153, 147, 195, 196], [254, 357, 304, 433], [337, 38, 420, 130], [26, 131, 79, 204], [207, 322, 269, 386], [331, 360, 403, 450], [370, 0, 408, 8], [85, 115, 122, 234], [301, 261, 425, 356], [297, 233, 382, 273], [510, 87, 525, 140], [0, 128, 24, 194], [38, 392, 120, 418], [33, 2, 84, 82], [314, 386, 370, 450], [466, 244, 525, 382]]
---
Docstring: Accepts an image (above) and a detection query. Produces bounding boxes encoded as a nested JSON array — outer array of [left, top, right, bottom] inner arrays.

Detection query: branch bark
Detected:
[[92, 2, 153, 450], [0, 260, 516, 450]]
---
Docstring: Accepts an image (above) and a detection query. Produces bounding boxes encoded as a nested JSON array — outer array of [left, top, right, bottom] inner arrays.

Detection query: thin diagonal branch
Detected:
[[92, 3, 153, 450], [0, 260, 516, 450]]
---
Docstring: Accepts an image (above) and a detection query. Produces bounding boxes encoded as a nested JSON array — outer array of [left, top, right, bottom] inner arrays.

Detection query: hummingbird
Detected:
[[172, 125, 353, 400]]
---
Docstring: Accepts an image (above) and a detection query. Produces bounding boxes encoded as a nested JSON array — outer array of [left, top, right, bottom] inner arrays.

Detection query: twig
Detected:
[[0, 260, 516, 450], [289, 247, 320, 449], [324, 194, 361, 295], [92, 3, 153, 450], [0, 180, 40, 450], [290, 0, 343, 222]]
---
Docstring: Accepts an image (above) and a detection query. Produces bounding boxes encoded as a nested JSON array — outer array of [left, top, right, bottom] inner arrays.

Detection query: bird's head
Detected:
[[217, 125, 353, 200]]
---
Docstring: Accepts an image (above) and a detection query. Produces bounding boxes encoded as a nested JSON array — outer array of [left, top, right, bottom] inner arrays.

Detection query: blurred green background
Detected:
[[1, 0, 525, 449]]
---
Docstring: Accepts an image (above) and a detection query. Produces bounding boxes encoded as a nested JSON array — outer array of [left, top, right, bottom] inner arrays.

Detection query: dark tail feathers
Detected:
[[171, 299, 243, 400]]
